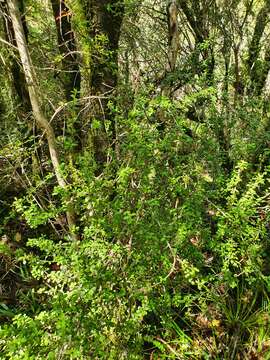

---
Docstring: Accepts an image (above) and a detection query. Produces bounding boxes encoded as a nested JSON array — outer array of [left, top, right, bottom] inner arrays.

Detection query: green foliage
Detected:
[[1, 0, 270, 358], [1, 90, 270, 358]]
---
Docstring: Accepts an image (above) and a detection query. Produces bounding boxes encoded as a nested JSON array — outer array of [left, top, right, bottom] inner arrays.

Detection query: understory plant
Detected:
[[1, 93, 270, 359]]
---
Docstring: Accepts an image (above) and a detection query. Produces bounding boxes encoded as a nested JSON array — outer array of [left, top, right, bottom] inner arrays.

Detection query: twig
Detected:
[[156, 337, 180, 357]]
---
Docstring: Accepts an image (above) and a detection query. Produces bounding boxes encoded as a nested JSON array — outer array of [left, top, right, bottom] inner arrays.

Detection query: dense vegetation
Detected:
[[1, 0, 270, 358]]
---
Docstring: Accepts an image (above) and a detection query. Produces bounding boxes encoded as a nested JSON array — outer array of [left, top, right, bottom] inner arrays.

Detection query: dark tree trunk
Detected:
[[178, 0, 215, 84], [83, 0, 124, 94], [82, 0, 124, 167], [50, 0, 81, 101], [247, 0, 270, 95]]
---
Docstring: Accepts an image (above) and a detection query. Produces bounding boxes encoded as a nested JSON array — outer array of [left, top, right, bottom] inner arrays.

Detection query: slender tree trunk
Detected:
[[158, 0, 179, 123], [247, 0, 270, 95], [50, 0, 81, 101], [0, 0, 30, 113], [8, 0, 77, 240], [233, 43, 244, 102], [167, 0, 179, 72]]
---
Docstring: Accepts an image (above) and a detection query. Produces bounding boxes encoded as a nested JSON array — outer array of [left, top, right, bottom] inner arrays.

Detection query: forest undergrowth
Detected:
[[1, 0, 270, 359]]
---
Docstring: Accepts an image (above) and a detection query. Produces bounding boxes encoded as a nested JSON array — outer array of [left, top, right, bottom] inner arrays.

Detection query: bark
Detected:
[[50, 0, 81, 101], [247, 0, 270, 95], [157, 1, 179, 126], [0, 0, 30, 113], [233, 44, 244, 101], [178, 0, 203, 44], [82, 0, 124, 168], [8, 0, 77, 240], [178, 0, 215, 83], [167, 0, 179, 72], [83, 0, 124, 95]]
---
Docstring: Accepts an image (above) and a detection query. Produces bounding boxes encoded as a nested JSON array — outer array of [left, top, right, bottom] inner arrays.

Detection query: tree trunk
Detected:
[[50, 0, 81, 101], [0, 0, 30, 113], [247, 0, 270, 95], [167, 0, 179, 73], [82, 0, 124, 168], [8, 0, 77, 240], [82, 0, 124, 94], [178, 0, 215, 84]]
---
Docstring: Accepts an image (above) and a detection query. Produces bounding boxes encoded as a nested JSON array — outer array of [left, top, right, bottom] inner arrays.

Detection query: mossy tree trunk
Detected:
[[81, 0, 124, 167]]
